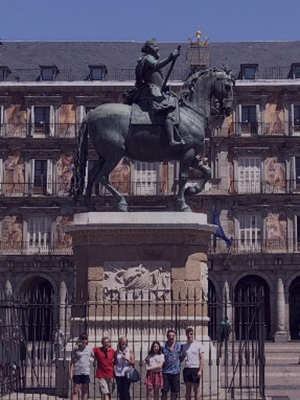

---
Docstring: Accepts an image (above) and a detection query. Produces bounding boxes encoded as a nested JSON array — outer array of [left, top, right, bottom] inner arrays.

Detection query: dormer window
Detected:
[[240, 64, 258, 80], [0, 66, 11, 81], [39, 65, 59, 81], [89, 65, 107, 81], [290, 63, 300, 79]]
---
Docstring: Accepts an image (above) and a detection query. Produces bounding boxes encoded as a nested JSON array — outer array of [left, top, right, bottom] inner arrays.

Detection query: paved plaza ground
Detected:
[[265, 341, 300, 400]]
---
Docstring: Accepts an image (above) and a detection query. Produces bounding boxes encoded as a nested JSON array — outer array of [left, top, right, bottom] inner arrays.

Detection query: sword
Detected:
[[161, 45, 181, 92]]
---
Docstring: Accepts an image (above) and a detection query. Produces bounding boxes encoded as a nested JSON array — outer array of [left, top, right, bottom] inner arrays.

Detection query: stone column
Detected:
[[274, 278, 288, 342], [59, 281, 68, 332]]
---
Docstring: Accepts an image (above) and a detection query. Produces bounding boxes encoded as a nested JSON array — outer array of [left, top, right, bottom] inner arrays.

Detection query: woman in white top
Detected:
[[114, 336, 135, 400], [144, 341, 165, 400]]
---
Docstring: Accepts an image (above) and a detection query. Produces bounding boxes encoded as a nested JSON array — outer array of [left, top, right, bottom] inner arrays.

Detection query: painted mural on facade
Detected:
[[58, 103, 76, 138], [6, 104, 27, 137], [110, 158, 131, 195], [265, 96, 284, 134], [57, 154, 73, 196], [266, 212, 287, 250], [4, 151, 25, 196], [54, 216, 73, 249], [1, 215, 23, 251], [264, 157, 286, 193]]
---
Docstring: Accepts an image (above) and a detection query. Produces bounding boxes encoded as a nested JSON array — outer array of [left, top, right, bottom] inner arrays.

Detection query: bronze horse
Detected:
[[71, 68, 234, 211]]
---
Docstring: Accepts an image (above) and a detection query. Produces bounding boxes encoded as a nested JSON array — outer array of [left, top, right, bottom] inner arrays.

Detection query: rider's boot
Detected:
[[165, 119, 185, 147]]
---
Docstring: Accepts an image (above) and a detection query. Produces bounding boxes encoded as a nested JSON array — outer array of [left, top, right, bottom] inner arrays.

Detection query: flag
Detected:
[[213, 208, 233, 248]]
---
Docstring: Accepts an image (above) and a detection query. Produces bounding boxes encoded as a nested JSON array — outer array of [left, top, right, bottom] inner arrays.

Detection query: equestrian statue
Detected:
[[71, 38, 234, 212]]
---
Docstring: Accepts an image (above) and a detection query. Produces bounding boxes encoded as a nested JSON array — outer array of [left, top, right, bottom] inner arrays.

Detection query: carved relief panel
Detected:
[[104, 261, 171, 300]]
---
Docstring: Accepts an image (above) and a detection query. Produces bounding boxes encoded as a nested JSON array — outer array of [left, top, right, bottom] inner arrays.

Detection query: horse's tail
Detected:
[[70, 116, 89, 198]]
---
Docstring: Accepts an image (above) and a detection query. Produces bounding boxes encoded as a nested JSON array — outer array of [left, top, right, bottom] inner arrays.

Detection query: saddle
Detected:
[[130, 101, 180, 125]]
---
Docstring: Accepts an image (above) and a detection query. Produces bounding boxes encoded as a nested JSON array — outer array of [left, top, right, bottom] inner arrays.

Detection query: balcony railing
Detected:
[[230, 121, 290, 136], [229, 179, 297, 195], [0, 68, 189, 83], [209, 239, 297, 255], [0, 241, 73, 255], [1, 120, 300, 139], [212, 121, 295, 137], [0, 181, 176, 197], [89, 180, 174, 196], [1, 66, 300, 83], [0, 123, 78, 138]]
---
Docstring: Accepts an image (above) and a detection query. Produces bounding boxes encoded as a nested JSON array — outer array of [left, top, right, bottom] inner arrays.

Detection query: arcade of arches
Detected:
[[208, 274, 300, 341]]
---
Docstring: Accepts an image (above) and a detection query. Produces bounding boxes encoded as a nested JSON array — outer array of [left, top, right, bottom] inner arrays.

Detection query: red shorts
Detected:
[[144, 371, 164, 389]]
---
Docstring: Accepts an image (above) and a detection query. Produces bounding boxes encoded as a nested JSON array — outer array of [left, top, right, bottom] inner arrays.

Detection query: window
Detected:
[[240, 64, 257, 80], [296, 158, 300, 185], [297, 216, 300, 251], [237, 157, 261, 193], [89, 65, 107, 81], [239, 215, 261, 251], [27, 217, 51, 252], [0, 67, 11, 82], [0, 158, 3, 195], [132, 162, 161, 195], [241, 105, 258, 134], [0, 105, 3, 137], [86, 106, 95, 115], [33, 106, 50, 136], [39, 65, 59, 81], [294, 66, 300, 79], [290, 64, 300, 79], [294, 105, 300, 126], [30, 159, 53, 195]]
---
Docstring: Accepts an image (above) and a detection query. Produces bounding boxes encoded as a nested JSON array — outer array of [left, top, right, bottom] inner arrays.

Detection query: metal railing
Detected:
[[1, 120, 300, 140], [0, 181, 175, 197], [0, 68, 189, 83], [228, 121, 289, 136], [0, 241, 72, 256], [209, 238, 296, 254], [229, 179, 298, 195], [0, 123, 78, 139], [0, 290, 266, 400], [1, 65, 300, 83]]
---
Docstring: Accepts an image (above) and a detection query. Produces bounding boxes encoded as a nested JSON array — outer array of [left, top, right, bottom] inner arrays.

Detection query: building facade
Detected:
[[1, 39, 300, 341]]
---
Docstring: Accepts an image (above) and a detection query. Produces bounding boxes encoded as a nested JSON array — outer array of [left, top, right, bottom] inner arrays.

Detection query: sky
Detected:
[[0, 0, 300, 43]]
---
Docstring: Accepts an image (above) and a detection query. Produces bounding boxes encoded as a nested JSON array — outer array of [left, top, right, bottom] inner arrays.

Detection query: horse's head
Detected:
[[211, 68, 235, 117]]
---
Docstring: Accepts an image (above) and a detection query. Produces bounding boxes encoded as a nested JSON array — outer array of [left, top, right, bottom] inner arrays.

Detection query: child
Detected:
[[144, 341, 165, 400]]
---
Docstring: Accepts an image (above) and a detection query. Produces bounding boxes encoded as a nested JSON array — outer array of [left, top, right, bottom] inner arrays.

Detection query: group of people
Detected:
[[69, 328, 205, 400]]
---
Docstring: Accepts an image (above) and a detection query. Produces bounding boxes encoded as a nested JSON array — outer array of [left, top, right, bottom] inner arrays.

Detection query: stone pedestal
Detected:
[[66, 212, 218, 398]]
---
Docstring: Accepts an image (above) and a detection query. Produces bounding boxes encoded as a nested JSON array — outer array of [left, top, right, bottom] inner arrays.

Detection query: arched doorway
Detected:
[[234, 275, 270, 340], [289, 277, 300, 339], [208, 279, 218, 340], [20, 277, 54, 341]]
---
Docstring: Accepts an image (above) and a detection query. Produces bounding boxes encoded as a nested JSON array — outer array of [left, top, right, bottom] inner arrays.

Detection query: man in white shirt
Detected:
[[181, 328, 205, 400]]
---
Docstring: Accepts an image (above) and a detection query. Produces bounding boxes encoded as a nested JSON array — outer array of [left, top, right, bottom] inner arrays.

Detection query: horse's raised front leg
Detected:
[[184, 158, 211, 196], [176, 149, 195, 212]]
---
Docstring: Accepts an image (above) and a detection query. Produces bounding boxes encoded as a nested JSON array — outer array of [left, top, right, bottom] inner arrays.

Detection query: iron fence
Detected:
[[0, 290, 265, 399]]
